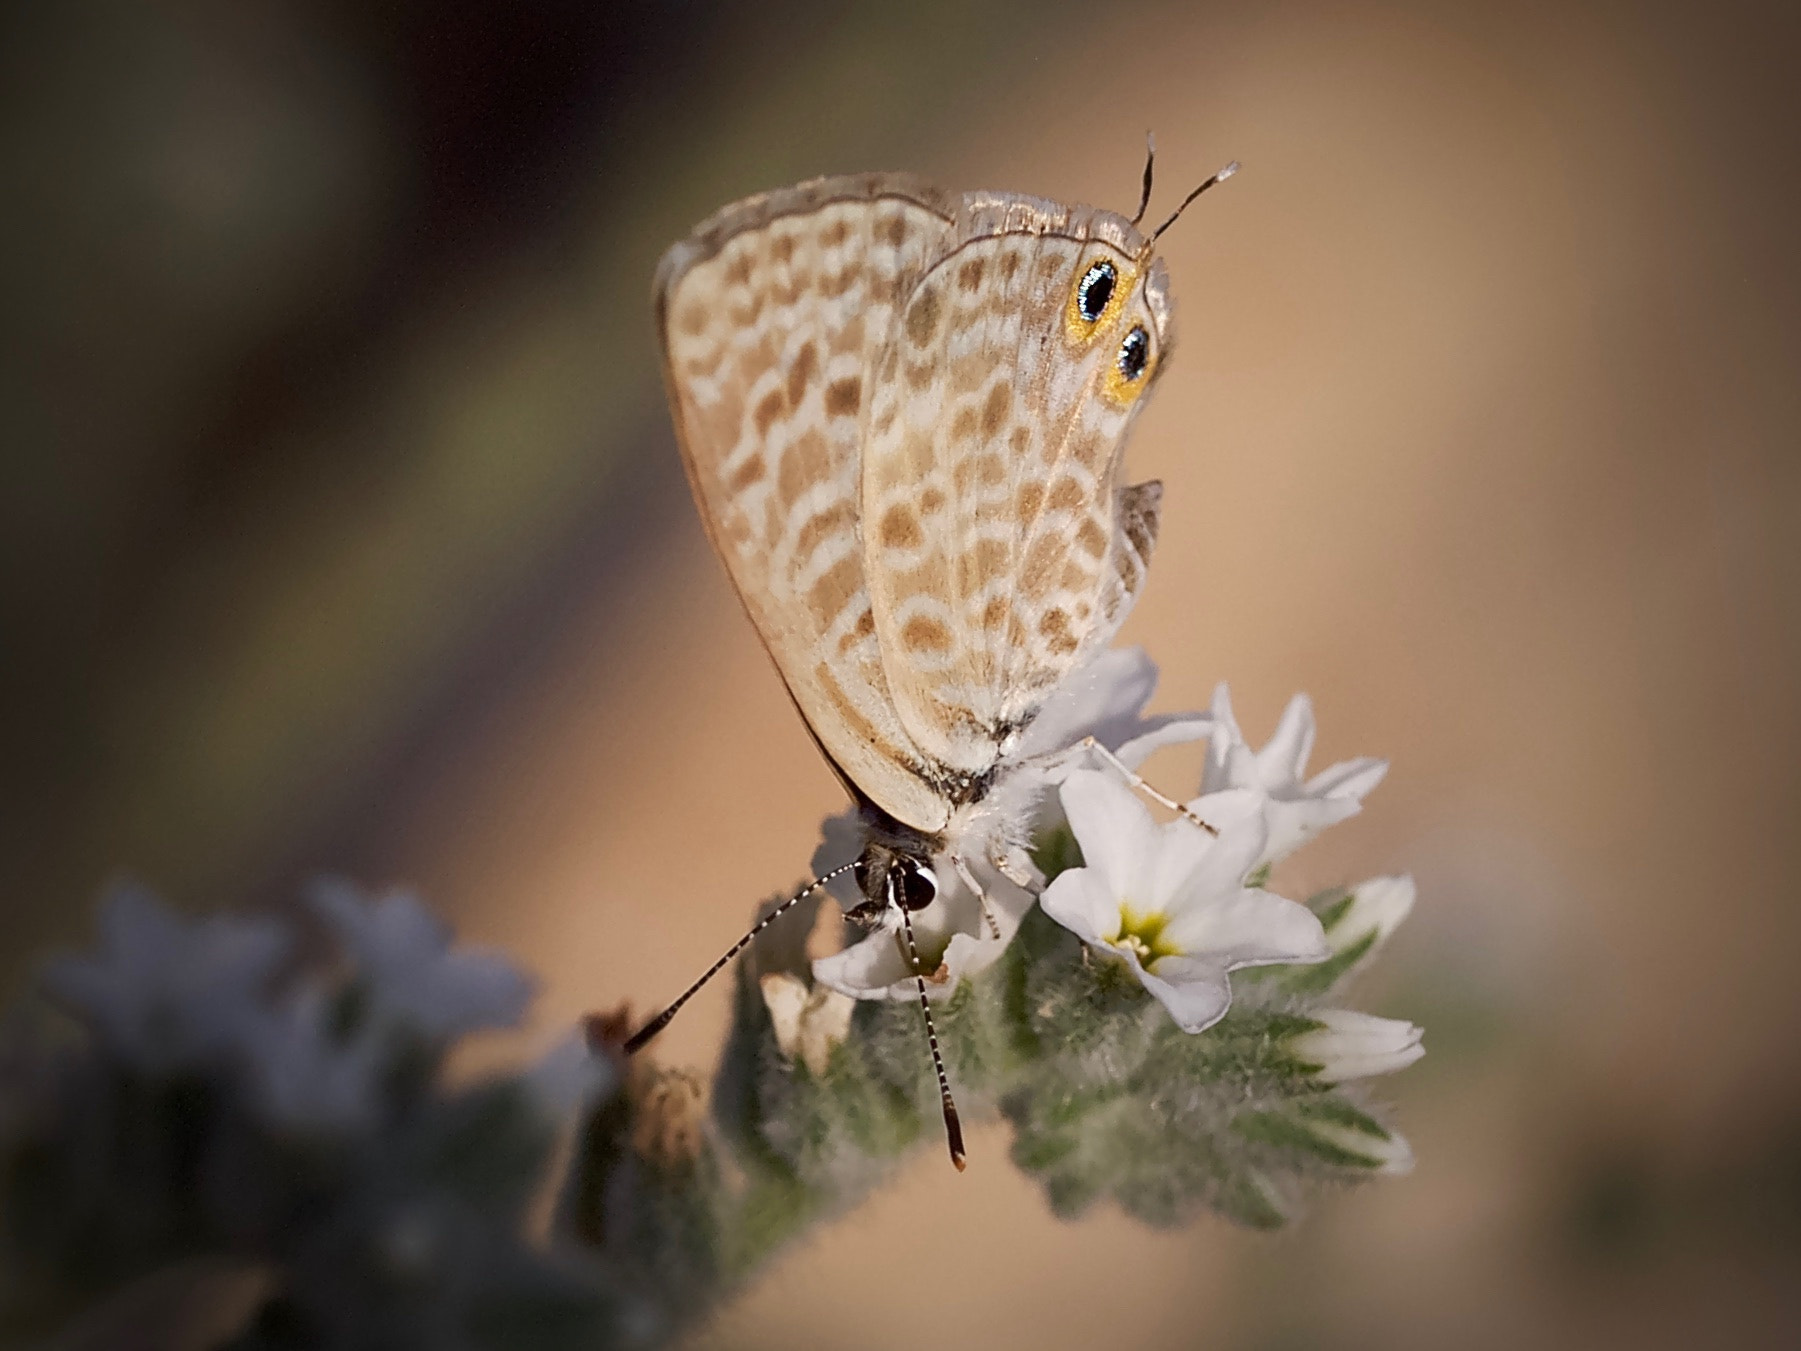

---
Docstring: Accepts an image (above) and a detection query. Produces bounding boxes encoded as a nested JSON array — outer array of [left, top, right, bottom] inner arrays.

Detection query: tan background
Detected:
[[4, 1, 1798, 1346]]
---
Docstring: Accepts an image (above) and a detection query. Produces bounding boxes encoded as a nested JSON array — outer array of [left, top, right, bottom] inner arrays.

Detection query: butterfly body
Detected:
[[657, 173, 1172, 882]]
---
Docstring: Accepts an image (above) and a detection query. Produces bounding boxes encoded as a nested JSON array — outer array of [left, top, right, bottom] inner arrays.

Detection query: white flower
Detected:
[[310, 881, 531, 1041], [811, 851, 1034, 1003], [759, 973, 855, 1074], [241, 982, 382, 1133], [40, 885, 289, 1074], [1197, 685, 1387, 866], [1040, 772, 1331, 1032], [1288, 1008, 1424, 1082]]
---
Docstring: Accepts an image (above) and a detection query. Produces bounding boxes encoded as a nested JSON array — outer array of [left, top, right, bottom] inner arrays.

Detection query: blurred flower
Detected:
[[1040, 773, 1330, 1032], [812, 852, 1033, 1003], [241, 981, 382, 1133], [1288, 1008, 1425, 1082], [40, 884, 288, 1074], [1196, 685, 1387, 866], [759, 973, 855, 1075], [311, 880, 532, 1041], [526, 1032, 619, 1118]]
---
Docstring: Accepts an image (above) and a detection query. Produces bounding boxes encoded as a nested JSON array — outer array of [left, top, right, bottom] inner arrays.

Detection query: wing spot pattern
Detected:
[[795, 503, 856, 562], [727, 452, 766, 492], [785, 341, 818, 405], [1076, 516, 1108, 558], [825, 374, 861, 417], [952, 452, 1006, 494], [878, 504, 923, 550], [753, 388, 785, 437], [906, 286, 942, 348], [901, 613, 953, 654], [1048, 476, 1085, 513], [980, 382, 1012, 438], [1038, 607, 1078, 654], [778, 427, 831, 510]]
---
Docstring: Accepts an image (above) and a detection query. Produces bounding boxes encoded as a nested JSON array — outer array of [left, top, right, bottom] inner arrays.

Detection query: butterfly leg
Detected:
[[1077, 736, 1219, 836], [950, 853, 1002, 940]]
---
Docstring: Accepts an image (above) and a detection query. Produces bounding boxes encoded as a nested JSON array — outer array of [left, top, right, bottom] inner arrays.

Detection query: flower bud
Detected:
[[1289, 1008, 1424, 1082]]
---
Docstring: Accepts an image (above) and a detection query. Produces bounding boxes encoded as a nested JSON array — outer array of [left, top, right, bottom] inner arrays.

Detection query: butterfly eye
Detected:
[[1118, 325, 1152, 382], [895, 858, 939, 912], [1075, 260, 1116, 324]]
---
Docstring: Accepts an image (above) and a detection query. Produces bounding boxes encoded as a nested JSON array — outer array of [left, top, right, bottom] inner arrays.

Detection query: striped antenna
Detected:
[[893, 871, 967, 1171], [1148, 160, 1240, 245], [624, 861, 858, 1055]]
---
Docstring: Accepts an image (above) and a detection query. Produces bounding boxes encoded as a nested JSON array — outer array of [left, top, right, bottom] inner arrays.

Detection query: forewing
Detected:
[[657, 175, 958, 831], [861, 197, 1170, 774]]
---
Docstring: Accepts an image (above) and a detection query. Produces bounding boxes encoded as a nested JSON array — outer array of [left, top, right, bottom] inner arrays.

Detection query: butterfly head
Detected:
[[851, 842, 940, 916]]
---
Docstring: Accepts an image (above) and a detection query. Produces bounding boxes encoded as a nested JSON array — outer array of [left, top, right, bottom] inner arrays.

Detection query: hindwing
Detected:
[[859, 195, 1172, 775]]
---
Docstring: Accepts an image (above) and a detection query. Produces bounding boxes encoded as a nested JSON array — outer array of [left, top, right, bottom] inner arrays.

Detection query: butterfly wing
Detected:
[[860, 195, 1172, 776], [656, 174, 960, 832]]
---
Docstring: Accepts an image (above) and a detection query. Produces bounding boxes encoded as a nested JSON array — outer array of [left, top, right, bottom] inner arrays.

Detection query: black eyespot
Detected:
[[1118, 325, 1151, 382], [1076, 260, 1116, 323], [895, 858, 939, 912]]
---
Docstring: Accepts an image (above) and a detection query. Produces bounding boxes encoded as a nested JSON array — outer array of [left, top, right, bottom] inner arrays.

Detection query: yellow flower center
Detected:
[[1109, 904, 1182, 970]]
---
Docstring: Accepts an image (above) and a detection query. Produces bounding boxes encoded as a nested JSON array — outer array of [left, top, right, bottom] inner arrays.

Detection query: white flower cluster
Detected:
[[39, 882, 604, 1132], [796, 649, 1420, 1088]]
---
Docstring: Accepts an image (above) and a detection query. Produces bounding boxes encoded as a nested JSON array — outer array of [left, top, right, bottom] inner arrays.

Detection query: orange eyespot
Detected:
[[1102, 323, 1156, 405], [1063, 251, 1135, 343]]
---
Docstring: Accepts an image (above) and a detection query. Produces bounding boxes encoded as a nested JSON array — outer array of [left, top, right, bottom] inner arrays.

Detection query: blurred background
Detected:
[[4, 0, 1799, 1346]]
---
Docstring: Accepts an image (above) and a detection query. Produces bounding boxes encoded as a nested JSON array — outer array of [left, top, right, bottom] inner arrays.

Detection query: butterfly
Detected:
[[625, 148, 1236, 1169]]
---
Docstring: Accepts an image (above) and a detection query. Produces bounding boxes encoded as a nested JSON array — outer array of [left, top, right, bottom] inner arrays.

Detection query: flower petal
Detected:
[[1135, 955, 1234, 1033], [1256, 693, 1317, 783], [1262, 795, 1365, 864], [1111, 714, 1214, 771], [1039, 867, 1125, 946], [1198, 683, 1243, 793], [1165, 789, 1267, 902], [1304, 755, 1389, 800], [1162, 887, 1330, 970], [812, 926, 914, 1001], [1058, 770, 1159, 903]]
